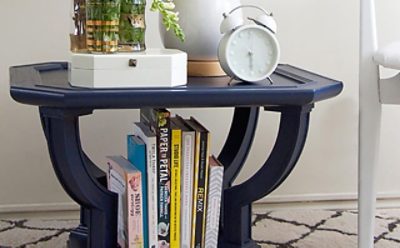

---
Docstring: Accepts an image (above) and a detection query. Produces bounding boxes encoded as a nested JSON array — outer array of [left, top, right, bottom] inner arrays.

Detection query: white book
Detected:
[[133, 122, 158, 248], [205, 156, 224, 248], [171, 117, 195, 248]]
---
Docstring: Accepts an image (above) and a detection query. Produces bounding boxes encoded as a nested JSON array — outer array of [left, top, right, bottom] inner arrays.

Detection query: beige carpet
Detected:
[[0, 209, 400, 247]]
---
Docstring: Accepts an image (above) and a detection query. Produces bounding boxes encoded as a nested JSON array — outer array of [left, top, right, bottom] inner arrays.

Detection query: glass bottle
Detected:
[[70, 0, 87, 52], [86, 0, 121, 53], [119, 0, 146, 52]]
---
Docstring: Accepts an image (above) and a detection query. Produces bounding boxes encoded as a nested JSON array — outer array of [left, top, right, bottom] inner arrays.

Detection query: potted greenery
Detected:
[[71, 0, 184, 53], [118, 0, 185, 51], [162, 0, 242, 76], [85, 0, 121, 53], [151, 0, 184, 42]]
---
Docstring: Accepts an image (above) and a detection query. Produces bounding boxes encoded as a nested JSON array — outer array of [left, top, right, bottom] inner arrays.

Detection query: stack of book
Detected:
[[106, 108, 224, 248]]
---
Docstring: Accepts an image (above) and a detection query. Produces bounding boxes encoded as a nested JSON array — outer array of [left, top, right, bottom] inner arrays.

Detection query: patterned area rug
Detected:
[[0, 208, 400, 247]]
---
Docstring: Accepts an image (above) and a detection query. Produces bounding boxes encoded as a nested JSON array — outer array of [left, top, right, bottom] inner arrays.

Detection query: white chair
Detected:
[[359, 0, 400, 247]]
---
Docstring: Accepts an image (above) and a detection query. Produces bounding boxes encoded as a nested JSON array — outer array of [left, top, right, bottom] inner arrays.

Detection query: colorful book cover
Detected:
[[127, 135, 149, 248], [172, 116, 195, 248], [140, 108, 171, 247], [186, 118, 211, 248], [170, 120, 181, 248], [133, 122, 158, 248], [107, 155, 144, 248], [204, 156, 224, 248]]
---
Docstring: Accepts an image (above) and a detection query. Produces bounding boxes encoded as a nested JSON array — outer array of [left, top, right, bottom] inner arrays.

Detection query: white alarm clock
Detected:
[[218, 5, 280, 82]]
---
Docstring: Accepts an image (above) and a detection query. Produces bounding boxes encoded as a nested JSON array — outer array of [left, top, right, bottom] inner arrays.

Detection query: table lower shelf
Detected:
[[39, 105, 312, 248]]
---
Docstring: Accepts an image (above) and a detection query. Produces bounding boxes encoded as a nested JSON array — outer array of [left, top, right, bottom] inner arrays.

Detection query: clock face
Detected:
[[226, 25, 279, 82]]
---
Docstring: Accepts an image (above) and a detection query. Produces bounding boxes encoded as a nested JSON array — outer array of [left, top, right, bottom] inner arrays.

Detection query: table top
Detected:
[[10, 62, 343, 109]]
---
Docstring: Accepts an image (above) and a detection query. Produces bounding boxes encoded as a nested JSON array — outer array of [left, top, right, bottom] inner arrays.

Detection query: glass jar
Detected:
[[86, 0, 121, 53], [118, 0, 146, 52], [70, 0, 87, 52]]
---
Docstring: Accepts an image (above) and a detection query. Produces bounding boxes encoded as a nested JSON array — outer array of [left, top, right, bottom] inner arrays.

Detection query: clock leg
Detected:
[[267, 77, 274, 85]]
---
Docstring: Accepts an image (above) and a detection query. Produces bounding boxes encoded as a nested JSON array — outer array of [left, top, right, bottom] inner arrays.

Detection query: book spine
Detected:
[[204, 166, 224, 248], [155, 111, 171, 246], [127, 136, 148, 248], [147, 141, 158, 248], [127, 172, 144, 248], [132, 124, 158, 248], [191, 132, 201, 248], [193, 131, 210, 248], [107, 165, 127, 248], [170, 128, 181, 248], [181, 132, 195, 248], [140, 108, 171, 246]]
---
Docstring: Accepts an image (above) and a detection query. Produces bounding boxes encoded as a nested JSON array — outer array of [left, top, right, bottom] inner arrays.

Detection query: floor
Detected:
[[0, 208, 400, 247]]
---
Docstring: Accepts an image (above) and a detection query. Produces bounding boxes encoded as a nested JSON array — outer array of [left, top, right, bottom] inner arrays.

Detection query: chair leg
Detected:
[[358, 102, 381, 248]]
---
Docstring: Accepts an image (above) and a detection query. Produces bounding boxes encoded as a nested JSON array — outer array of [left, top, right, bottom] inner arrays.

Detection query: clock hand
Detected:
[[248, 50, 254, 70], [249, 33, 254, 70]]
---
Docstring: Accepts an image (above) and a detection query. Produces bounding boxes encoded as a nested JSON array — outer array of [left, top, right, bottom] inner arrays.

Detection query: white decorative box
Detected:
[[70, 49, 187, 88]]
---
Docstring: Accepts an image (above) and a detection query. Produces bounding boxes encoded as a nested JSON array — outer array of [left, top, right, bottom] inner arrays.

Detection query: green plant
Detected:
[[79, 0, 184, 53], [151, 0, 185, 42], [119, 0, 146, 49], [86, 0, 121, 53]]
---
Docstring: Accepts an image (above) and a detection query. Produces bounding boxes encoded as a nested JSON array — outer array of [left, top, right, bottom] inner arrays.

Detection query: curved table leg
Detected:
[[217, 107, 259, 232], [40, 107, 118, 248], [220, 105, 313, 248], [218, 107, 260, 188], [72, 153, 108, 248]]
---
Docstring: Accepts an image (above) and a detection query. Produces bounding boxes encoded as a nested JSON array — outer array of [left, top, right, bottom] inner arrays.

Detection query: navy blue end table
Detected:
[[10, 62, 342, 248]]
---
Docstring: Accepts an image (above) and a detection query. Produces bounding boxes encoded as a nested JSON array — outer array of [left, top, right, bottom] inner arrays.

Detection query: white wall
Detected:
[[1, 0, 400, 212]]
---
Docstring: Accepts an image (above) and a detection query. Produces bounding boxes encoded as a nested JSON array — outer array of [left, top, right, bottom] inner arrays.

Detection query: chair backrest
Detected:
[[359, 0, 380, 103], [360, 0, 378, 59]]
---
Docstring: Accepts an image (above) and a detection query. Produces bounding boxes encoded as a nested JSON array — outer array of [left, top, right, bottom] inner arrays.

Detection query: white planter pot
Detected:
[[163, 0, 242, 61]]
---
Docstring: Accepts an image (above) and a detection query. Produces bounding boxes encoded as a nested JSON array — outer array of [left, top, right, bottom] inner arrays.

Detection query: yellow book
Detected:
[[170, 122, 181, 248], [186, 118, 210, 248]]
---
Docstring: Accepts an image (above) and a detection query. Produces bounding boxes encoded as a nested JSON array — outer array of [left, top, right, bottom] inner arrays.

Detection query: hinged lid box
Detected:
[[70, 49, 187, 88]]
